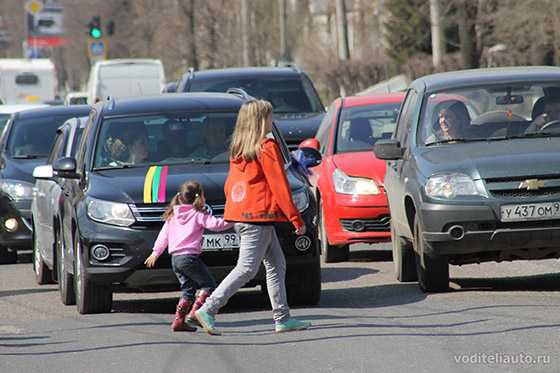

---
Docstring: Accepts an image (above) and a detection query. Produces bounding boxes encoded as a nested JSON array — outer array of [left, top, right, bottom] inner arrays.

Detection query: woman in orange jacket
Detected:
[[195, 99, 311, 335]]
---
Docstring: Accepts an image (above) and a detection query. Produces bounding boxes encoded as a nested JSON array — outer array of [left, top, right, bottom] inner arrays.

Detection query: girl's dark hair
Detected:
[[162, 181, 205, 220]]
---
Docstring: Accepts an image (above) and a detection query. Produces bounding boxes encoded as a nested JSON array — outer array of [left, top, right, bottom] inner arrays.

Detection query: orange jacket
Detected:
[[223, 138, 304, 229]]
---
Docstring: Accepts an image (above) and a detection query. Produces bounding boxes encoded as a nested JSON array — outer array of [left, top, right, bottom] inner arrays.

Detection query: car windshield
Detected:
[[189, 77, 322, 114], [0, 114, 9, 134], [419, 83, 560, 146], [93, 112, 237, 169], [7, 115, 72, 158], [336, 103, 401, 153]]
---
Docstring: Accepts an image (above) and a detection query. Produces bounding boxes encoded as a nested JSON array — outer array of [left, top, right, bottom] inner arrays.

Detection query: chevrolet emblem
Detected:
[[518, 179, 545, 190]]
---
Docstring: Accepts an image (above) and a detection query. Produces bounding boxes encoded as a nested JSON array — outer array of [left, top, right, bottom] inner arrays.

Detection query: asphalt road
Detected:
[[1, 243, 559, 373]]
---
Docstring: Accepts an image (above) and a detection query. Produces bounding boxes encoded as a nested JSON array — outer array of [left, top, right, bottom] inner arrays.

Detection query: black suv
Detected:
[[54, 92, 321, 314], [375, 67, 560, 292], [175, 67, 325, 150], [0, 105, 90, 264]]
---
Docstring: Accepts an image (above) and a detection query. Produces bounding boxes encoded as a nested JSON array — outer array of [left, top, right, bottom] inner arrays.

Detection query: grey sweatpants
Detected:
[[200, 223, 291, 323]]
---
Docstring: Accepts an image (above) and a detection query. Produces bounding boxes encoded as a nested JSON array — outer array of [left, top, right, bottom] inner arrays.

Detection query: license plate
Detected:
[[202, 233, 240, 251], [500, 201, 560, 222]]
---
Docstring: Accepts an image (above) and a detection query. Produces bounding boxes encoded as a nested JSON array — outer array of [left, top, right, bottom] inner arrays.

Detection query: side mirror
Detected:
[[298, 138, 320, 151], [33, 165, 54, 180], [293, 147, 322, 168], [373, 139, 405, 160], [53, 157, 80, 179]]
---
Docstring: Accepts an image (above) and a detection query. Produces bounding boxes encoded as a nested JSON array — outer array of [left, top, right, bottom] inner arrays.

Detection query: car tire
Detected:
[[391, 222, 417, 282], [74, 234, 112, 314], [57, 227, 75, 305], [33, 229, 53, 285], [286, 254, 321, 306], [413, 217, 449, 292], [319, 199, 349, 263], [0, 247, 17, 264]]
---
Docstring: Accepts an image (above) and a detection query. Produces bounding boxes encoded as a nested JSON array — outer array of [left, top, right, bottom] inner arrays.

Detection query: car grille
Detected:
[[340, 216, 391, 232], [485, 175, 560, 199], [130, 203, 226, 223]]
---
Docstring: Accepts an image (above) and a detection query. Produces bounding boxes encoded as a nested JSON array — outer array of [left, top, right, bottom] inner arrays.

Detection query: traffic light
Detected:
[[106, 20, 115, 36], [88, 16, 102, 39]]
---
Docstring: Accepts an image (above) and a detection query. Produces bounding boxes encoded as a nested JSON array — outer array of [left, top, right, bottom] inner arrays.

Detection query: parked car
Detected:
[[65, 91, 88, 106], [47, 92, 321, 314], [374, 67, 560, 291], [304, 93, 404, 262], [87, 59, 166, 104], [31, 116, 87, 303], [0, 105, 90, 264], [175, 67, 325, 150]]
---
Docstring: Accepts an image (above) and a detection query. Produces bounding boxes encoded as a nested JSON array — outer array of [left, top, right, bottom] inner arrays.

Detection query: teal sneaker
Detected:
[[195, 309, 221, 336], [275, 318, 311, 333]]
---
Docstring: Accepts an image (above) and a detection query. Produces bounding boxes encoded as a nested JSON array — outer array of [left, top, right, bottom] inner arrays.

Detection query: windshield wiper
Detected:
[[12, 154, 43, 159], [93, 164, 140, 171], [502, 132, 560, 140], [425, 138, 486, 146]]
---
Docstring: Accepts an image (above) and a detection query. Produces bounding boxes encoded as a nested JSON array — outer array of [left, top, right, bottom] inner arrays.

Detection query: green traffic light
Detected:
[[90, 28, 102, 39]]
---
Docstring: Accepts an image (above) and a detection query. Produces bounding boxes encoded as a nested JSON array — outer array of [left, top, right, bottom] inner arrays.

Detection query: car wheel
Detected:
[[0, 247, 17, 264], [57, 227, 75, 305], [33, 229, 53, 285], [74, 233, 112, 314], [319, 199, 349, 263], [286, 254, 321, 306], [413, 217, 449, 292], [391, 222, 417, 282]]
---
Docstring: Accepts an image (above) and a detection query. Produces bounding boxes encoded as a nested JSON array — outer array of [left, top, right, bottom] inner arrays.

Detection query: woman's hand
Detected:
[[294, 224, 306, 235], [144, 253, 158, 268]]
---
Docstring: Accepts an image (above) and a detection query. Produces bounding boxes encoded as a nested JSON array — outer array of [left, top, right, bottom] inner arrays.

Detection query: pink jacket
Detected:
[[152, 205, 234, 257]]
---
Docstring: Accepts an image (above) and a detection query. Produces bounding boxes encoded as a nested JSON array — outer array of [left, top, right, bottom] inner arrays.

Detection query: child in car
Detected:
[[144, 181, 233, 332]]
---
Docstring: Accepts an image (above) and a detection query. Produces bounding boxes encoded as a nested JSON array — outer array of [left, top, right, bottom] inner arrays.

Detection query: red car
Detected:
[[302, 93, 405, 262]]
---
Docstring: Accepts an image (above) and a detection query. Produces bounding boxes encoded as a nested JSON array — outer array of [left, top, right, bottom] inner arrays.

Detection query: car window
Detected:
[[419, 83, 560, 146], [316, 102, 336, 155], [395, 90, 418, 147], [6, 115, 72, 159], [189, 77, 322, 113], [77, 110, 97, 169], [335, 102, 401, 153], [47, 132, 65, 164], [93, 112, 238, 169]]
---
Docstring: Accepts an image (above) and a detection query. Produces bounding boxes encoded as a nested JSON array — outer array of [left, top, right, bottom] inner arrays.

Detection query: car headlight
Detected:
[[332, 168, 380, 195], [0, 179, 34, 201], [292, 189, 309, 212], [425, 173, 483, 199], [87, 197, 135, 226]]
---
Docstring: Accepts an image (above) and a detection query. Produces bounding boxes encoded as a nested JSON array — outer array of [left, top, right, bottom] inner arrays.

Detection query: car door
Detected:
[[36, 129, 66, 265], [385, 89, 419, 238]]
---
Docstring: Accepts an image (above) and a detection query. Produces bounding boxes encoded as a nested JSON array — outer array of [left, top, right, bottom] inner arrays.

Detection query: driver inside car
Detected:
[[526, 96, 560, 133]]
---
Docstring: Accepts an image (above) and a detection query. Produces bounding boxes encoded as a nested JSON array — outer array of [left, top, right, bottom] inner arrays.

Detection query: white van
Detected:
[[87, 59, 165, 104], [0, 59, 57, 104]]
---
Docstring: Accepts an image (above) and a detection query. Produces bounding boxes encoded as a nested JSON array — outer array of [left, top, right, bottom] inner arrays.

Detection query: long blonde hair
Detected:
[[162, 181, 205, 220], [230, 100, 273, 161]]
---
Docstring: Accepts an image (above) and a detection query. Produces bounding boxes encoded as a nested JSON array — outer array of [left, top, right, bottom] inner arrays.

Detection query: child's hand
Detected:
[[144, 253, 158, 268]]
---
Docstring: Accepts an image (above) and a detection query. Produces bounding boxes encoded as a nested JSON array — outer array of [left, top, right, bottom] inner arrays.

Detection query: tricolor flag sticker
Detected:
[[143, 165, 169, 203]]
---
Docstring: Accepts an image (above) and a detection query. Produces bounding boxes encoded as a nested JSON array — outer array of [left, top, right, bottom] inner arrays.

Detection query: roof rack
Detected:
[[226, 88, 254, 101]]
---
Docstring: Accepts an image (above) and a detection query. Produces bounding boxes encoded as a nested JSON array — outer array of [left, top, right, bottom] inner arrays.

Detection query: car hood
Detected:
[[273, 112, 324, 145], [333, 151, 386, 186], [88, 162, 306, 204], [0, 155, 46, 184], [416, 138, 560, 180]]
